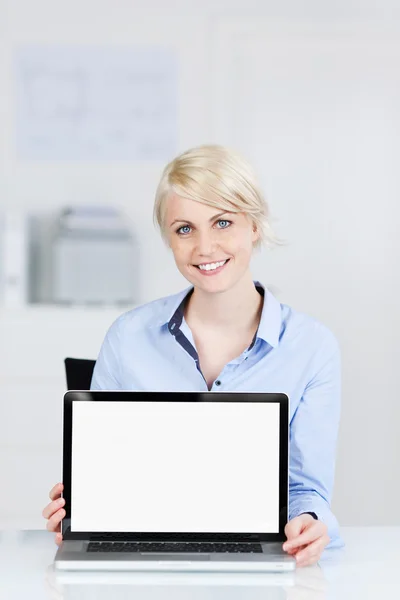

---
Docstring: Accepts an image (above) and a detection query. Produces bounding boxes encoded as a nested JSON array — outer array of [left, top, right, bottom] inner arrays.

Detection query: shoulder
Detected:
[[104, 287, 189, 339], [280, 299, 340, 359]]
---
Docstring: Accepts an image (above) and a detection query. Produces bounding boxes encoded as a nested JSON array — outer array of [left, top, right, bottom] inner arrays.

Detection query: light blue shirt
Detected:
[[91, 282, 343, 548]]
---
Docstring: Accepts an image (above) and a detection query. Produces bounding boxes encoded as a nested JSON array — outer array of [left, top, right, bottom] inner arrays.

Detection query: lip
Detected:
[[193, 259, 230, 276]]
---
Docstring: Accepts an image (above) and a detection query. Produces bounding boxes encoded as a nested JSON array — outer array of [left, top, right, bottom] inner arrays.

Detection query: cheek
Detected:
[[225, 230, 254, 256], [169, 238, 191, 264]]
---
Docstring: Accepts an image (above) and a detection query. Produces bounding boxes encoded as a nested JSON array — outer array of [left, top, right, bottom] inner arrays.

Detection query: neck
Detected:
[[185, 272, 263, 331]]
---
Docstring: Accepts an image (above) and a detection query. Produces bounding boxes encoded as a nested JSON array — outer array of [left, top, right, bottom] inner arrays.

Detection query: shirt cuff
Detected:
[[289, 492, 345, 549], [301, 511, 318, 520]]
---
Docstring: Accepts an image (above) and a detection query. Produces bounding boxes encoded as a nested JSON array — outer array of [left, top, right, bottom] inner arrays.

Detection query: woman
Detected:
[[43, 145, 342, 567]]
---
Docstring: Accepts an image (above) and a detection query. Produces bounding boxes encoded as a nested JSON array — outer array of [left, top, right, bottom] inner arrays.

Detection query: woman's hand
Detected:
[[42, 482, 65, 546], [282, 514, 330, 567]]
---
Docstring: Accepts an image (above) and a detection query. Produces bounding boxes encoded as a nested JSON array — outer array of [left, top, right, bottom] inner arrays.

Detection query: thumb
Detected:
[[284, 515, 305, 540]]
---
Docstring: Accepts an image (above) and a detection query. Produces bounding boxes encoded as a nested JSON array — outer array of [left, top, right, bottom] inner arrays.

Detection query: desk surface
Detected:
[[0, 527, 397, 599]]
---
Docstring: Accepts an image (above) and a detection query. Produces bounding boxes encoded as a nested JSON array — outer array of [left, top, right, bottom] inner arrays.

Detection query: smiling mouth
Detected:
[[194, 259, 230, 272]]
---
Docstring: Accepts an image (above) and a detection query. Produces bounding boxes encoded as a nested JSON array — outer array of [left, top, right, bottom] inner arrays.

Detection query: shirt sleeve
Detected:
[[90, 319, 122, 390], [288, 332, 344, 549]]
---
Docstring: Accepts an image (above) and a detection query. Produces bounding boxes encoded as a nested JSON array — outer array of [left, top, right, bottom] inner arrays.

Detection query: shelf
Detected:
[[0, 307, 126, 379], [0, 304, 135, 316]]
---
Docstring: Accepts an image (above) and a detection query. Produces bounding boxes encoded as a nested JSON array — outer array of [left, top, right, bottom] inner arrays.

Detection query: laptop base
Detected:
[[55, 541, 296, 572]]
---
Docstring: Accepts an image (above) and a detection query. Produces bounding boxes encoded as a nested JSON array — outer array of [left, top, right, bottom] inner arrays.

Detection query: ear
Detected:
[[251, 221, 260, 244]]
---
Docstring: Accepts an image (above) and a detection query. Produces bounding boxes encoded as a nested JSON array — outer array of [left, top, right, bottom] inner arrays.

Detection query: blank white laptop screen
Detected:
[[71, 401, 280, 533]]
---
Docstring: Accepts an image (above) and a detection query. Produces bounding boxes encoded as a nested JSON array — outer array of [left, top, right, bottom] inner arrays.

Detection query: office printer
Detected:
[[52, 206, 136, 306]]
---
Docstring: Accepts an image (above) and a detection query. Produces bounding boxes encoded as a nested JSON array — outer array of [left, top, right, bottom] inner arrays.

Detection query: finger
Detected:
[[49, 483, 63, 501], [284, 516, 304, 539], [55, 532, 63, 546], [296, 551, 321, 568], [296, 555, 319, 568], [286, 543, 307, 556], [294, 535, 330, 566], [284, 523, 323, 551], [42, 497, 65, 520], [46, 508, 65, 533]]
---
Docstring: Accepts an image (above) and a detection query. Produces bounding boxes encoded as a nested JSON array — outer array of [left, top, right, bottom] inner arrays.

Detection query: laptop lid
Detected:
[[62, 391, 289, 543]]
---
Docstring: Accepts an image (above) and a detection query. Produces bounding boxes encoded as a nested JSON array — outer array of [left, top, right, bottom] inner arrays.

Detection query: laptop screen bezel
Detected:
[[62, 390, 289, 542]]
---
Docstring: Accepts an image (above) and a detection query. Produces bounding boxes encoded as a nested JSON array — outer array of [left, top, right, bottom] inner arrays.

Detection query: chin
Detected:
[[198, 281, 231, 294], [191, 271, 238, 295]]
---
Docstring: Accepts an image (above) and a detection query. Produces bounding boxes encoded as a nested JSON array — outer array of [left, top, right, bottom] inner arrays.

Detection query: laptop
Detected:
[[54, 390, 295, 572]]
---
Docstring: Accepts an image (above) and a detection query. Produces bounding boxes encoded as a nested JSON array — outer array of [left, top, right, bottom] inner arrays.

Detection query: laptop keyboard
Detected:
[[87, 541, 263, 553]]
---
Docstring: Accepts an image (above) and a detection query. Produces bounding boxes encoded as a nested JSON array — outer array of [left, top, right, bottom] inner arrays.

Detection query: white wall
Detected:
[[0, 0, 399, 529], [212, 18, 400, 528]]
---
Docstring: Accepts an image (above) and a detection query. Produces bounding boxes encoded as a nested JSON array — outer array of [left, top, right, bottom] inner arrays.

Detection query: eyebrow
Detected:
[[168, 211, 231, 228]]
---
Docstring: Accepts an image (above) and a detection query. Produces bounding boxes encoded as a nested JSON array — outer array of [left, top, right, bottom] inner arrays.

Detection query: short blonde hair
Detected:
[[153, 144, 285, 249]]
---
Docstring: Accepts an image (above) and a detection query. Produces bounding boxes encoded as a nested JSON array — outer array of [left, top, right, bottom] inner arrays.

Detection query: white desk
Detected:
[[0, 528, 397, 599]]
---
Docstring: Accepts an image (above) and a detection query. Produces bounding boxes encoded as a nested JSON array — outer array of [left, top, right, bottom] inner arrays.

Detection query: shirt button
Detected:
[[215, 380, 221, 386]]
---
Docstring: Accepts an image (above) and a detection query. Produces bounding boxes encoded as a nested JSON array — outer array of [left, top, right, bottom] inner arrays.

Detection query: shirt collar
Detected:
[[157, 281, 282, 349], [155, 285, 193, 328], [253, 282, 282, 348]]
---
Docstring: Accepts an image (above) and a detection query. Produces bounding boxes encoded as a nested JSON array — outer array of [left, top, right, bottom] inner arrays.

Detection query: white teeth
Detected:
[[198, 260, 227, 271]]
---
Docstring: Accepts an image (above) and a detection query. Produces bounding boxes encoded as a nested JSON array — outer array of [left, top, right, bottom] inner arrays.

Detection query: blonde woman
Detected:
[[43, 145, 342, 567]]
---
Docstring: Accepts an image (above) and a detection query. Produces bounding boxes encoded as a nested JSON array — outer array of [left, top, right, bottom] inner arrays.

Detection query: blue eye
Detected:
[[177, 225, 191, 235], [217, 220, 231, 229]]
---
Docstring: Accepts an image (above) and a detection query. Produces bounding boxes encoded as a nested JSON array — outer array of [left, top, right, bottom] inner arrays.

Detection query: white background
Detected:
[[15, 46, 178, 160], [71, 401, 280, 533], [0, 0, 399, 529]]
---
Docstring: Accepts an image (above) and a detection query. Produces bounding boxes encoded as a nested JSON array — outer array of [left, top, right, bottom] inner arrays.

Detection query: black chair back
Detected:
[[64, 357, 96, 390]]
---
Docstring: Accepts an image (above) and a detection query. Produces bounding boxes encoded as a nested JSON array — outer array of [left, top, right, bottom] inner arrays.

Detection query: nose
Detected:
[[196, 229, 217, 256]]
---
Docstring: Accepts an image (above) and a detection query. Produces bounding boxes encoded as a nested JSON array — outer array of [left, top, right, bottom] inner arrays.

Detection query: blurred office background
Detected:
[[0, 0, 399, 530]]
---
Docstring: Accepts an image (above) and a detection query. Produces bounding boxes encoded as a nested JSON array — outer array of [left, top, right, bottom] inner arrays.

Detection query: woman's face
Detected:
[[165, 193, 259, 294]]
